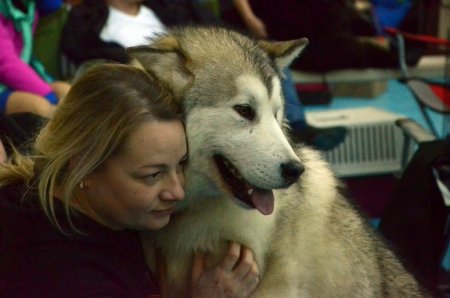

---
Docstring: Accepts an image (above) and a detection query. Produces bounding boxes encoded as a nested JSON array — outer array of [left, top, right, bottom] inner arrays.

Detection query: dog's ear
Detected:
[[127, 36, 194, 98], [258, 38, 308, 70]]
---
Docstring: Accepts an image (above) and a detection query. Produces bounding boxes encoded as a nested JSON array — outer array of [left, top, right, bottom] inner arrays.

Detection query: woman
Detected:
[[0, 64, 259, 297]]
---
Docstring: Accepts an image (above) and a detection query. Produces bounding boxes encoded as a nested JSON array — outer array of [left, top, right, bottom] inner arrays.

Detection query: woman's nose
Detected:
[[160, 172, 185, 201]]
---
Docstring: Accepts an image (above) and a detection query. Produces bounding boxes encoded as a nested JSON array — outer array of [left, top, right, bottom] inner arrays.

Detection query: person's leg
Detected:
[[4, 91, 57, 118], [282, 68, 347, 151], [282, 68, 305, 125]]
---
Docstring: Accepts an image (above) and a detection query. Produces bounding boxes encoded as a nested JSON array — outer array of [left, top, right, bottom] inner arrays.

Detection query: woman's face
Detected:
[[81, 119, 187, 231]]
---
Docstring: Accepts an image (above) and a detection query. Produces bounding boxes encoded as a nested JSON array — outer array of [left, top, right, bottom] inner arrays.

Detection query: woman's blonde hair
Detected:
[[0, 63, 182, 230]]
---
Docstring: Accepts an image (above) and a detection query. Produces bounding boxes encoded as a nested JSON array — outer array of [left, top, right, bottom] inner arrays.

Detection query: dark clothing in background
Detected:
[[379, 139, 450, 289], [221, 0, 399, 72], [62, 0, 221, 65], [0, 183, 160, 297], [0, 113, 45, 155]]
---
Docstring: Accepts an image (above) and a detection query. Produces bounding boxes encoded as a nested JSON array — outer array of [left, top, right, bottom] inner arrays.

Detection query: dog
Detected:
[[128, 26, 427, 297]]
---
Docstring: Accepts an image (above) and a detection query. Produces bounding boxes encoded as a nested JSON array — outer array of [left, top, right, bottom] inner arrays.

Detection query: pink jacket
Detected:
[[0, 13, 52, 96]]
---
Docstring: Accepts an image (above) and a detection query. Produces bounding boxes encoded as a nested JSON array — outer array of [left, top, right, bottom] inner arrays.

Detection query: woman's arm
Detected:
[[232, 0, 267, 39]]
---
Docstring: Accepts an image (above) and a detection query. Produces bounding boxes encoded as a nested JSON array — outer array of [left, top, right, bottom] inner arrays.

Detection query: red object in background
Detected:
[[430, 84, 450, 107], [385, 27, 450, 47], [295, 82, 332, 106]]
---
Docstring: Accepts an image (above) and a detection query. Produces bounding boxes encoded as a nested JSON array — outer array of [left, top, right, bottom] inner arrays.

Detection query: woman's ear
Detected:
[[69, 156, 91, 188]]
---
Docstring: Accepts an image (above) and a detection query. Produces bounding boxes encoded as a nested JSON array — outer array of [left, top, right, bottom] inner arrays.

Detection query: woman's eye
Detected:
[[233, 104, 255, 121], [142, 172, 160, 183]]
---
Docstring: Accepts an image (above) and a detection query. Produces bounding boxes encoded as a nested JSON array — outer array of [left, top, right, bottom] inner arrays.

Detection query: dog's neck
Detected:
[[175, 166, 220, 209]]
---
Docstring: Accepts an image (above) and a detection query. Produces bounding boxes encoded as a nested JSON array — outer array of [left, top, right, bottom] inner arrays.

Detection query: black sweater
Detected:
[[0, 183, 159, 298]]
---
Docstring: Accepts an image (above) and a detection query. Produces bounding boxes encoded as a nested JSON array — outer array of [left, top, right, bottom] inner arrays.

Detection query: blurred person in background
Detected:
[[0, 0, 71, 118]]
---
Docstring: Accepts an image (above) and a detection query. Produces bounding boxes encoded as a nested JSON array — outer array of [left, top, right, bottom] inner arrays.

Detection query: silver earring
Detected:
[[79, 181, 84, 190]]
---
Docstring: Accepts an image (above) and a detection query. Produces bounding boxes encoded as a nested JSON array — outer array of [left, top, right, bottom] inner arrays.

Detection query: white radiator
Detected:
[[306, 107, 407, 177]]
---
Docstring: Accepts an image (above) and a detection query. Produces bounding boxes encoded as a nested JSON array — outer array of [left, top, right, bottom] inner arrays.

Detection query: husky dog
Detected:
[[128, 27, 427, 297]]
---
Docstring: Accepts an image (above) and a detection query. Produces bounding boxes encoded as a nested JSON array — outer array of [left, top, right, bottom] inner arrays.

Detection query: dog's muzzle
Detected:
[[213, 155, 304, 215]]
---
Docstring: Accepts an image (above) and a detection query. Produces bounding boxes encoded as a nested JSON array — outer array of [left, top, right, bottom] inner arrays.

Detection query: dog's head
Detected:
[[128, 27, 308, 215]]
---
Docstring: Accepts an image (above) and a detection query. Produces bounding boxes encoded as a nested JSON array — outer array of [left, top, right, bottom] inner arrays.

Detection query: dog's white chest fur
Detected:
[[142, 197, 278, 296]]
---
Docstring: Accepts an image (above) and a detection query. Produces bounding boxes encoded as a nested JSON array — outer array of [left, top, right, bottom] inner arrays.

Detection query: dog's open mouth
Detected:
[[213, 155, 274, 215]]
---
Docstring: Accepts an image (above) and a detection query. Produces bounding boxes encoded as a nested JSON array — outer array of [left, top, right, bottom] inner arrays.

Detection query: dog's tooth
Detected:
[[248, 188, 254, 196]]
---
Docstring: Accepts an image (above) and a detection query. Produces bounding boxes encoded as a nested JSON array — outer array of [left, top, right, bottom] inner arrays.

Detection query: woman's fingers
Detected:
[[224, 243, 260, 296], [219, 242, 241, 272], [191, 252, 206, 282], [190, 242, 260, 298], [243, 262, 260, 293], [233, 246, 254, 280]]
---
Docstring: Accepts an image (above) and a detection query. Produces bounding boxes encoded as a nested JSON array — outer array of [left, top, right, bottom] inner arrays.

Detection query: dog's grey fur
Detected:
[[128, 27, 428, 297]]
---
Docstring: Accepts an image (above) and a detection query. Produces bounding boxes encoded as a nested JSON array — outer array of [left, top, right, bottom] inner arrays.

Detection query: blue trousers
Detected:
[[282, 68, 305, 126]]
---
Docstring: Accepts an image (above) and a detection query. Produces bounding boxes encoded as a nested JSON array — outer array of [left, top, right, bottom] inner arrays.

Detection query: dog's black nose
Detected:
[[280, 162, 304, 185]]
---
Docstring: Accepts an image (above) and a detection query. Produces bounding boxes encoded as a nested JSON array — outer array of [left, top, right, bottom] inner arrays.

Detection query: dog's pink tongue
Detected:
[[251, 188, 274, 215]]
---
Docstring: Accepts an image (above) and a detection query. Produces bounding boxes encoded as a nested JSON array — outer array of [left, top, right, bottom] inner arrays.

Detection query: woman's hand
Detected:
[[190, 242, 259, 298]]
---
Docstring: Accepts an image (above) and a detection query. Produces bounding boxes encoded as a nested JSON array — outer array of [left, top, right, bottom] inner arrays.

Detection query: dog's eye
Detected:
[[233, 104, 255, 121]]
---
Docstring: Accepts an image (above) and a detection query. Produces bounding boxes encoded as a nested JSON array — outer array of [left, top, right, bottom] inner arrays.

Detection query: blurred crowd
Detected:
[[0, 0, 424, 157]]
